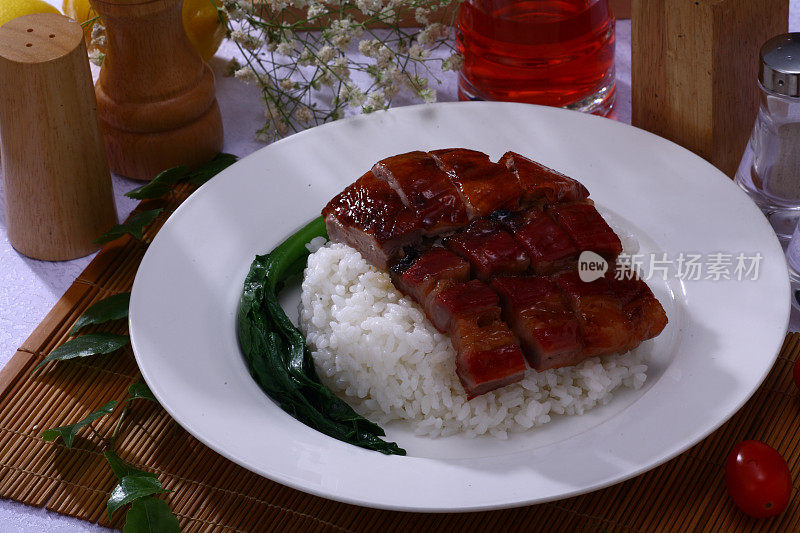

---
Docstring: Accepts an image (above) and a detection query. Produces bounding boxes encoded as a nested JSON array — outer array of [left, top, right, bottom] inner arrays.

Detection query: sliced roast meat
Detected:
[[500, 151, 590, 205], [493, 209, 578, 275], [372, 151, 468, 235], [549, 202, 622, 260], [605, 268, 668, 349], [452, 318, 527, 399], [491, 276, 582, 370], [322, 172, 423, 269], [555, 272, 634, 357], [391, 247, 470, 313], [444, 219, 530, 281], [430, 148, 524, 218]]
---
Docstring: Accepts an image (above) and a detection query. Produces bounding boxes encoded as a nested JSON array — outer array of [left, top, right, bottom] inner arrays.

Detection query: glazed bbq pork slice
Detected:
[[429, 280, 527, 398], [500, 151, 590, 205], [430, 148, 526, 219], [322, 171, 423, 270], [555, 272, 635, 357], [444, 219, 530, 281], [491, 276, 583, 371], [391, 247, 470, 324], [605, 268, 668, 350], [549, 202, 622, 260], [493, 209, 579, 275], [371, 151, 468, 235]]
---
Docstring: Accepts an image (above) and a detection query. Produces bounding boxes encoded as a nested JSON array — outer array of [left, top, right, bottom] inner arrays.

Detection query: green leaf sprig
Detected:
[[94, 210, 164, 245], [71, 293, 131, 335], [42, 401, 117, 449], [34, 332, 130, 372], [125, 153, 237, 200]]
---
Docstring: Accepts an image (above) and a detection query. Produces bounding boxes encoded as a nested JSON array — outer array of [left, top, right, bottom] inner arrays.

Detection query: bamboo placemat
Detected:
[[1, 184, 799, 532]]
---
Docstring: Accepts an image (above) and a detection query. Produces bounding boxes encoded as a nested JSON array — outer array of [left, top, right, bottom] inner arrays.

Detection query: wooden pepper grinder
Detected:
[[631, 0, 789, 178], [91, 0, 224, 181], [0, 13, 117, 261]]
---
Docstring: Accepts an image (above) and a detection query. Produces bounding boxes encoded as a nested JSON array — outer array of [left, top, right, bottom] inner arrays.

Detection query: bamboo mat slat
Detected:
[[1, 185, 799, 532]]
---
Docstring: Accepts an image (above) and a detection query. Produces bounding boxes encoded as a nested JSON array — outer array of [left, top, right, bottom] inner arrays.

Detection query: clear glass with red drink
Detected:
[[456, 0, 616, 115]]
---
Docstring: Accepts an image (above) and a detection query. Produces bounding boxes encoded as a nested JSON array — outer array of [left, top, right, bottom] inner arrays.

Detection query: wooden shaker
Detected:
[[92, 0, 224, 181], [632, 0, 789, 178], [0, 13, 117, 261]]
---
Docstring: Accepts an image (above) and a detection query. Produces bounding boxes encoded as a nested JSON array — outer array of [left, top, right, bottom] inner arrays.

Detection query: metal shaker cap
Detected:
[[761, 33, 800, 97]]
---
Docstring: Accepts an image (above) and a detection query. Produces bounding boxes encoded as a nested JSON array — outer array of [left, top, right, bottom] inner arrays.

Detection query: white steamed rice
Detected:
[[299, 221, 647, 439]]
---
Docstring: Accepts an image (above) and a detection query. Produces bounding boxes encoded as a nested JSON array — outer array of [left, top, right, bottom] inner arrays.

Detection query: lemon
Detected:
[[62, 0, 225, 62], [0, 0, 60, 28]]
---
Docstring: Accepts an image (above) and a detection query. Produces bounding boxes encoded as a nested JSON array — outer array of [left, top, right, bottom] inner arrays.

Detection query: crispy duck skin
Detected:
[[605, 268, 668, 349], [391, 247, 470, 313], [493, 209, 579, 275], [555, 272, 634, 358], [372, 151, 468, 235], [491, 276, 583, 371], [322, 172, 423, 269], [430, 148, 525, 219], [549, 202, 622, 260], [444, 219, 530, 281], [500, 151, 590, 205]]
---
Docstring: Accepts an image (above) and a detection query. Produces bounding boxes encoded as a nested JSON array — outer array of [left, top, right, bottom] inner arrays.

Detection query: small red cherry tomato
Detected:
[[793, 357, 800, 392], [725, 440, 792, 518]]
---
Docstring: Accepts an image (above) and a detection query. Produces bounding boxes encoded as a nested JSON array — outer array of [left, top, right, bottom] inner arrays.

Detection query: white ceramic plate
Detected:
[[129, 102, 790, 511]]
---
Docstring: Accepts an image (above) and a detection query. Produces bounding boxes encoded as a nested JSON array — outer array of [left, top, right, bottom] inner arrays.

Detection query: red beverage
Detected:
[[456, 0, 616, 115]]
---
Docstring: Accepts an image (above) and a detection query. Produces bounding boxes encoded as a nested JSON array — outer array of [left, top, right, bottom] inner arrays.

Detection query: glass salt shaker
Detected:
[[735, 33, 800, 241]]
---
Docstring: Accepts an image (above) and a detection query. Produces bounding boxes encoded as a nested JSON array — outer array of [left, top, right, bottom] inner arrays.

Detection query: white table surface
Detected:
[[1, 5, 799, 531]]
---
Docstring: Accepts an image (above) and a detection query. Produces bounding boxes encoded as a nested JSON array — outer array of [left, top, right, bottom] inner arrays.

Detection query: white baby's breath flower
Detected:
[[279, 78, 296, 91], [419, 87, 437, 103], [90, 22, 104, 41], [294, 106, 313, 124], [358, 39, 381, 58], [356, 0, 382, 13], [255, 130, 272, 143], [232, 30, 262, 51], [331, 56, 350, 77], [234, 67, 259, 84], [276, 39, 297, 56], [414, 7, 430, 25], [307, 2, 326, 17], [416, 22, 449, 47], [276, 120, 289, 135], [339, 83, 366, 107], [88, 49, 105, 67], [222, 1, 245, 20], [297, 48, 315, 66], [441, 53, 464, 72], [408, 44, 430, 60], [317, 45, 336, 64], [365, 89, 386, 109]]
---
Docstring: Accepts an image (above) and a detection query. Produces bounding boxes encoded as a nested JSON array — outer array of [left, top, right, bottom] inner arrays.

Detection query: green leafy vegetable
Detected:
[[34, 333, 129, 371], [127, 382, 157, 402], [108, 476, 169, 518], [94, 209, 164, 245], [123, 497, 180, 533], [237, 216, 405, 455], [125, 167, 189, 200], [185, 153, 238, 186], [71, 293, 131, 335], [42, 401, 117, 448]]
